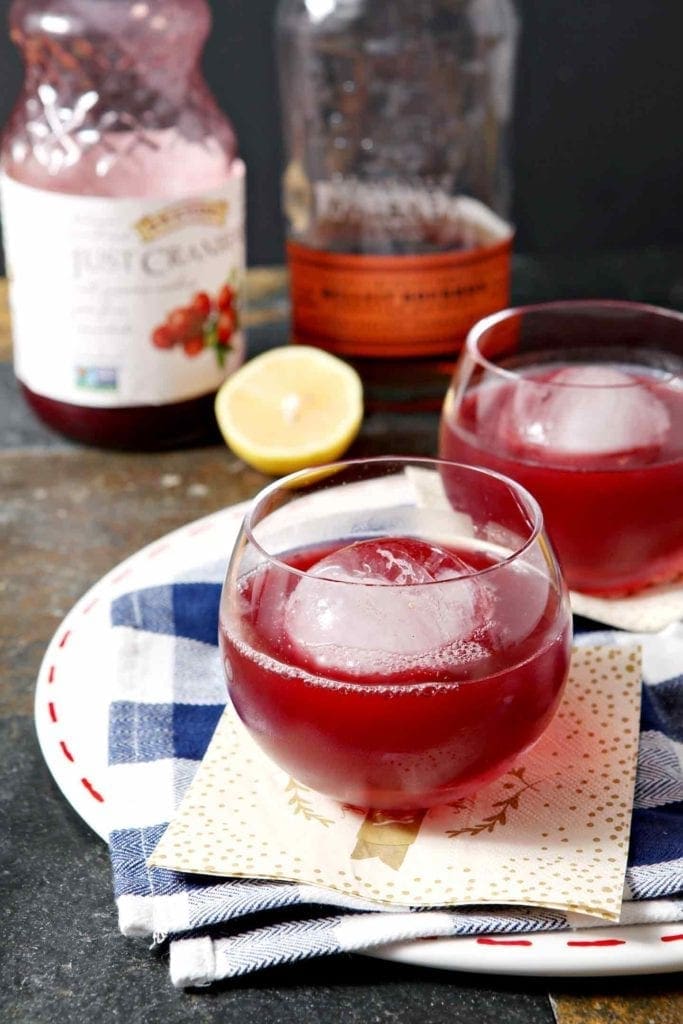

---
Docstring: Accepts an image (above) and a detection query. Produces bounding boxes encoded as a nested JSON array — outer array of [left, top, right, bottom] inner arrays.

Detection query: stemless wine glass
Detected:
[[439, 300, 683, 596], [219, 456, 572, 811]]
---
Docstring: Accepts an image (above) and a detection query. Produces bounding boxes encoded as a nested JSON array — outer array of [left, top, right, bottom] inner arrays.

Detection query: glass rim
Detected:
[[465, 298, 683, 388], [241, 455, 547, 586]]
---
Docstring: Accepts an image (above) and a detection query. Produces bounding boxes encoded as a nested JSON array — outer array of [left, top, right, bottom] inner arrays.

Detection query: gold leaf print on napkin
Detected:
[[285, 778, 336, 827], [446, 767, 540, 838]]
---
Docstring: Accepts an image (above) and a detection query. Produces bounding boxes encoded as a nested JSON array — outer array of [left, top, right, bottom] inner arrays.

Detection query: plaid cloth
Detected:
[[108, 569, 683, 987]]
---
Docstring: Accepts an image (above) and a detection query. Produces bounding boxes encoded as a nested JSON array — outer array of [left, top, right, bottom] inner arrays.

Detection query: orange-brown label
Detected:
[[287, 237, 512, 358]]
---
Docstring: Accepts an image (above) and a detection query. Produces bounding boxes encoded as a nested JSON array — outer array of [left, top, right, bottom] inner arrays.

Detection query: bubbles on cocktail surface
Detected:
[[506, 364, 671, 461], [283, 538, 493, 678]]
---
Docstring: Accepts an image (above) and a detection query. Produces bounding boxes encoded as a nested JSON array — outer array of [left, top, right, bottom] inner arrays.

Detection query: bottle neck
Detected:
[[3, 0, 237, 190], [11, 0, 210, 107]]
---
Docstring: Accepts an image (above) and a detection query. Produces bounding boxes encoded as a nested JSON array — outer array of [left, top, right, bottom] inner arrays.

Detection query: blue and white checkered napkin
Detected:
[[108, 570, 683, 988]]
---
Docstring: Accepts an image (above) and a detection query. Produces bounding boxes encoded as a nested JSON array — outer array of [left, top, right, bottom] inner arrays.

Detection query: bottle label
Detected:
[[0, 162, 246, 407], [287, 234, 512, 359]]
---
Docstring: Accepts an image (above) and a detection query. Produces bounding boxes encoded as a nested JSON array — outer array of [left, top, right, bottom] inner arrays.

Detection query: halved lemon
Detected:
[[214, 345, 364, 475]]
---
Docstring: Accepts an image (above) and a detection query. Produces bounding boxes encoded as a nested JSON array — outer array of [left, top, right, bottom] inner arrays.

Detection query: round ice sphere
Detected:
[[508, 365, 670, 460], [283, 538, 491, 678]]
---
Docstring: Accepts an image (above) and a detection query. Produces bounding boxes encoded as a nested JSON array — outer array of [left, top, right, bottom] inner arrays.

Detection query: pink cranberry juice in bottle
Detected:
[[1, 0, 245, 448], [220, 535, 571, 810], [440, 364, 683, 596]]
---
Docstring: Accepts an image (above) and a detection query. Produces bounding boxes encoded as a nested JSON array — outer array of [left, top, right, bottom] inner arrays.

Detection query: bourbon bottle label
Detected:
[[287, 235, 512, 359]]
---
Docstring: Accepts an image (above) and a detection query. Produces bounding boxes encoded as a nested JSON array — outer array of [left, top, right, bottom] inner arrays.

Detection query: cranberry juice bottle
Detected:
[[1, 0, 246, 448], [440, 366, 683, 595], [220, 536, 571, 810]]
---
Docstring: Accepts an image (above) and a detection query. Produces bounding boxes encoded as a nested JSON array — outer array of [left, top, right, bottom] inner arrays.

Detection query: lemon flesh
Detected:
[[214, 345, 364, 475]]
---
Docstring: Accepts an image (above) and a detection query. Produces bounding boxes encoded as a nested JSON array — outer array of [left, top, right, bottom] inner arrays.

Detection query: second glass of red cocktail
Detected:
[[219, 457, 571, 810], [439, 301, 683, 596]]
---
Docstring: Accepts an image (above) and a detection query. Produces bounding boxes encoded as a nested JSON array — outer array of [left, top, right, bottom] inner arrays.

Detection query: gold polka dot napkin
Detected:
[[149, 644, 641, 922]]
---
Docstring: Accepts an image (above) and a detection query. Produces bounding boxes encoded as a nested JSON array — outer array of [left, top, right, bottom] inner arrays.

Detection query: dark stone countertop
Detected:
[[2, 254, 682, 1022]]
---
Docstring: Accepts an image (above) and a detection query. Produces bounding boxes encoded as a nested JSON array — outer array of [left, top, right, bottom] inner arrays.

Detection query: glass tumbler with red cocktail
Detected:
[[219, 457, 572, 810], [439, 301, 683, 596]]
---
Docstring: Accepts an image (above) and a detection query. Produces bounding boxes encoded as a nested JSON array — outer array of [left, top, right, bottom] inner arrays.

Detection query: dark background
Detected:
[[0, 0, 682, 269]]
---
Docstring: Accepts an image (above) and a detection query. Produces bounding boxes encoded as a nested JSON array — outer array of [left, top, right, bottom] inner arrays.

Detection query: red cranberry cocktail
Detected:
[[439, 301, 683, 596], [219, 457, 572, 810]]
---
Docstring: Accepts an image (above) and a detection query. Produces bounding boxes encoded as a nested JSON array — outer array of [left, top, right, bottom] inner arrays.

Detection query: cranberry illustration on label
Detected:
[[151, 277, 240, 365]]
